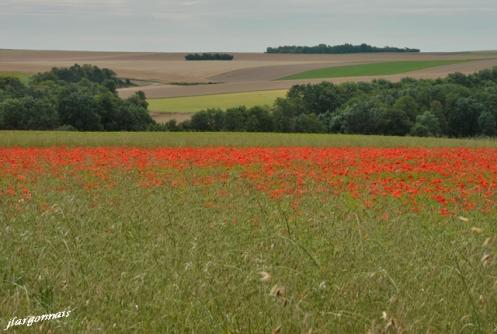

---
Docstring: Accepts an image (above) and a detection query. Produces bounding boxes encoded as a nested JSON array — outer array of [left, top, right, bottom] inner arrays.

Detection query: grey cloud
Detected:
[[3, 0, 496, 17], [1, 0, 496, 52]]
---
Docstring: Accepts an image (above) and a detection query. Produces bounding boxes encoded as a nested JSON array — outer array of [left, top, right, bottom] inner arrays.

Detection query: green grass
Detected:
[[3, 178, 497, 333], [0, 71, 32, 84], [281, 60, 469, 80], [2, 132, 497, 332], [1, 131, 497, 148], [1, 143, 497, 332], [148, 90, 287, 113]]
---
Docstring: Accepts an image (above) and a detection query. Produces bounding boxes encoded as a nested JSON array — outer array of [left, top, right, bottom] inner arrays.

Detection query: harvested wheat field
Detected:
[[120, 56, 497, 100]]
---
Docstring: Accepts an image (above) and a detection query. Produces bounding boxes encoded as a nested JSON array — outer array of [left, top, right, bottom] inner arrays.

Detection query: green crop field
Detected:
[[281, 60, 469, 80], [0, 71, 32, 84], [2, 131, 497, 148], [3, 131, 497, 333], [148, 90, 287, 113]]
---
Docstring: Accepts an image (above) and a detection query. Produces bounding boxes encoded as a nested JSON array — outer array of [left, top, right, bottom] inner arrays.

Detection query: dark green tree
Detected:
[[58, 91, 102, 131], [478, 111, 497, 136], [410, 111, 441, 137], [295, 113, 325, 133], [448, 97, 484, 137], [245, 106, 273, 132], [224, 107, 247, 131], [0, 97, 59, 130], [393, 96, 419, 122], [381, 107, 412, 136]]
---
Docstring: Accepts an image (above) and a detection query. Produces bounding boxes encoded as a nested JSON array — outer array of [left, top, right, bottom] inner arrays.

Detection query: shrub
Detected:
[[185, 53, 234, 61]]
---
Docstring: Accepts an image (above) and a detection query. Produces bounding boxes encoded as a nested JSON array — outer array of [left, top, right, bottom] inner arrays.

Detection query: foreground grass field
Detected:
[[281, 60, 469, 80], [2, 132, 497, 333], [148, 90, 287, 113]]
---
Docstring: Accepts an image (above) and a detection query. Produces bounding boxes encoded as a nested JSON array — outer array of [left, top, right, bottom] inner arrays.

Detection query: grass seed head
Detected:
[[258, 271, 272, 283], [270, 284, 286, 298], [481, 253, 492, 266], [471, 227, 483, 234], [479, 295, 485, 305], [385, 319, 397, 332], [483, 237, 496, 247]]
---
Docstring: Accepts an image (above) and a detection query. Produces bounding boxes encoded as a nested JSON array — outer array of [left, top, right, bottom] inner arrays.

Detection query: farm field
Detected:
[[2, 132, 497, 332], [2, 131, 497, 148], [2, 49, 497, 100], [3, 49, 497, 122], [281, 60, 469, 80], [148, 90, 287, 113]]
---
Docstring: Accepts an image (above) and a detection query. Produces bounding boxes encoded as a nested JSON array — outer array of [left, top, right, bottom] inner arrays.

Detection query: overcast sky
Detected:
[[1, 0, 496, 52]]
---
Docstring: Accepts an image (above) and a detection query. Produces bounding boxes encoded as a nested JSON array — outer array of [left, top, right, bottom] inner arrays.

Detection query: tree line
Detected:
[[3, 64, 497, 138], [185, 53, 234, 61], [0, 64, 154, 131], [266, 43, 420, 54], [156, 67, 497, 138]]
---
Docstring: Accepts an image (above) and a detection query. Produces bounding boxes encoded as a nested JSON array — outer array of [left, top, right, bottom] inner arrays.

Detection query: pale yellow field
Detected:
[[148, 90, 287, 112]]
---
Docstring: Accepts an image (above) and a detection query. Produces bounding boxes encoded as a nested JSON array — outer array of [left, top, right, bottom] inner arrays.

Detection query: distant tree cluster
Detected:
[[0, 64, 154, 131], [185, 53, 234, 61], [33, 64, 133, 88], [150, 106, 274, 133], [266, 43, 420, 54], [161, 67, 497, 138]]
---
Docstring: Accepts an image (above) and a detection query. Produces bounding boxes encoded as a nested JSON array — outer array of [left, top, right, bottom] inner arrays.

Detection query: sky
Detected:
[[1, 0, 496, 53]]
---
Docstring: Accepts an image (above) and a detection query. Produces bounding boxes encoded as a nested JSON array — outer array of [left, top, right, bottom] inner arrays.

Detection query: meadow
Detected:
[[2, 131, 497, 333], [148, 90, 287, 113], [281, 60, 469, 80]]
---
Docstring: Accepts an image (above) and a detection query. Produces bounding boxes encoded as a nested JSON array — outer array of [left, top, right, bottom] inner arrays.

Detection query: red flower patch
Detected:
[[1, 147, 496, 216]]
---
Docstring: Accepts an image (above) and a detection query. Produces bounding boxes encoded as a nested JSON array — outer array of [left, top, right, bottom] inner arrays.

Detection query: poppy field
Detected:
[[2, 132, 497, 333]]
